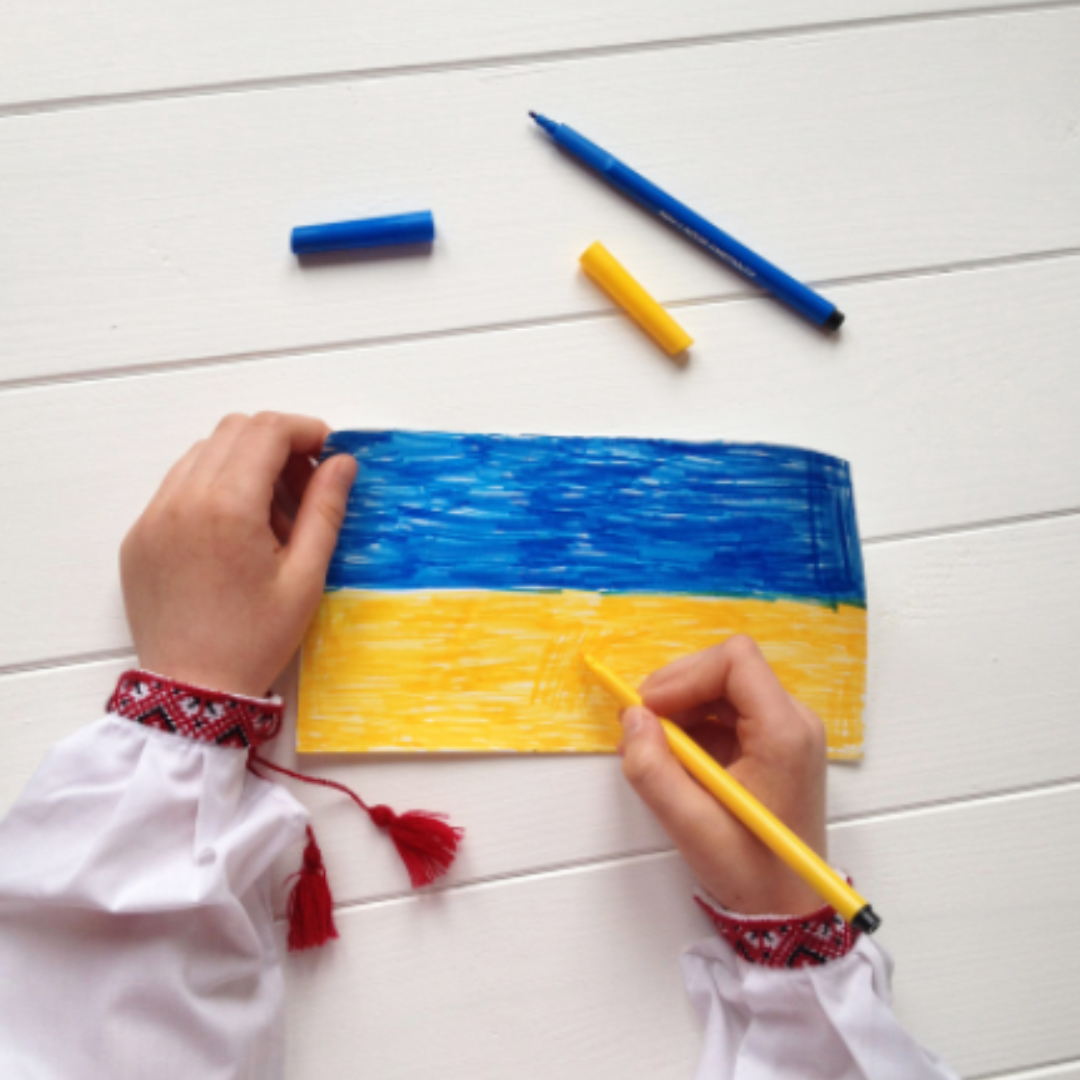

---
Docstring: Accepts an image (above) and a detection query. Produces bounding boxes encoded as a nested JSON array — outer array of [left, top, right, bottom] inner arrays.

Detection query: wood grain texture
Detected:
[[281, 785, 1080, 1079], [1, 256, 1077, 672], [3, 513, 1078, 918], [2, 9, 1079, 384], [0, 1, 1051, 111]]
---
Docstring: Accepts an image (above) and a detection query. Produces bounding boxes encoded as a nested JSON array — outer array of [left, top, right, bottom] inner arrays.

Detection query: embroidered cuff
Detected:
[[107, 669, 284, 750], [695, 888, 859, 969]]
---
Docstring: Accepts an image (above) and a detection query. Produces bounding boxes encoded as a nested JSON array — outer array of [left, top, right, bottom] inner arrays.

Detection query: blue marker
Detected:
[[530, 113, 843, 330]]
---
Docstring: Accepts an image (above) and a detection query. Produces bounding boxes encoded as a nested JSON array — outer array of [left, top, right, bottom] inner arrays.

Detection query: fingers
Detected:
[[620, 706, 744, 869], [620, 707, 720, 828], [639, 650, 701, 696], [186, 413, 251, 491], [161, 412, 340, 565], [270, 456, 316, 544], [153, 414, 330, 514], [640, 696, 740, 733], [279, 452, 317, 511], [270, 494, 294, 546], [624, 642, 830, 915], [221, 413, 330, 506], [148, 439, 205, 507], [641, 636, 791, 729], [286, 453, 358, 591]]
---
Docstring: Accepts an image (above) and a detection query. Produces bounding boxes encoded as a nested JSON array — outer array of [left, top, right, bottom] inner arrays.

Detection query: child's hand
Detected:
[[120, 413, 358, 698], [620, 636, 827, 916]]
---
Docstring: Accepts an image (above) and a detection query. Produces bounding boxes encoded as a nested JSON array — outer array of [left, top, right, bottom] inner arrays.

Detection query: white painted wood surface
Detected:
[[2, 9, 1079, 385], [282, 787, 1080, 1079], [1, 2, 1078, 1077], [0, 1, 1053, 112]]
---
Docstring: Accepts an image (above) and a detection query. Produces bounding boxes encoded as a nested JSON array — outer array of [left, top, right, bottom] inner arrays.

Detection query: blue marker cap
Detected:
[[291, 210, 434, 255]]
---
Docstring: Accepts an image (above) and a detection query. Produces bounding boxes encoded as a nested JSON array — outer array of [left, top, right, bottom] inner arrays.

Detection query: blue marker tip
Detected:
[[529, 112, 558, 136]]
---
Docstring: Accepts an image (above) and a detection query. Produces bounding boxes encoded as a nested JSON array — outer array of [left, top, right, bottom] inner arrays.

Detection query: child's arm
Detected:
[[0, 413, 356, 1080], [620, 639, 960, 1079]]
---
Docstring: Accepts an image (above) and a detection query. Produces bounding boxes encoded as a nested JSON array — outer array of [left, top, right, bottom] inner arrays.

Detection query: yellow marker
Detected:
[[582, 653, 881, 933], [579, 241, 693, 357]]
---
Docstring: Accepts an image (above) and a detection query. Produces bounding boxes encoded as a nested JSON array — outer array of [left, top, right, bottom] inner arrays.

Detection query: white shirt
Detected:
[[684, 918, 958, 1079], [0, 711, 957, 1079]]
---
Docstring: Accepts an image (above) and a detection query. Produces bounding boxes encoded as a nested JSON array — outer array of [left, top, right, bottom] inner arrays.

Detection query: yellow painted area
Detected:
[[298, 589, 866, 758]]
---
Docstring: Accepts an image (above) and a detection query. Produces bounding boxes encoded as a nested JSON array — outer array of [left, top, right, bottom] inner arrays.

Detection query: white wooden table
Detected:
[[2, 4, 1079, 1077]]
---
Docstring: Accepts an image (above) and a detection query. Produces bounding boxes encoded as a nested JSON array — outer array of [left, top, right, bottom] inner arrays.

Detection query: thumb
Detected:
[[287, 453, 358, 589], [620, 707, 719, 842]]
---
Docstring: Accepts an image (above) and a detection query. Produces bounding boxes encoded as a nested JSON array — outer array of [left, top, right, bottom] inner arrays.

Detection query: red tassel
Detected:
[[369, 805, 465, 887], [249, 753, 465, 907], [286, 826, 339, 952]]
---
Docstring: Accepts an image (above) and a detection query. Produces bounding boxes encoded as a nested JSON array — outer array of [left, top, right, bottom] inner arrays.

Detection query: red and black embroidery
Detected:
[[695, 893, 859, 968], [107, 669, 283, 750], [105, 670, 463, 951]]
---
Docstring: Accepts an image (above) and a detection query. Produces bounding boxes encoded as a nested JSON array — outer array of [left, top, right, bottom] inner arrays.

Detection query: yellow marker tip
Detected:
[[580, 652, 643, 709]]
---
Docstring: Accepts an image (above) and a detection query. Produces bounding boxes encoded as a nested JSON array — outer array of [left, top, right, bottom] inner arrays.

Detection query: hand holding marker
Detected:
[[583, 654, 880, 932], [531, 113, 844, 331]]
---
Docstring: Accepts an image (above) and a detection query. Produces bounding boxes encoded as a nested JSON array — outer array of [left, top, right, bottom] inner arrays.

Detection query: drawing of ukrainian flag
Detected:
[[298, 431, 867, 758]]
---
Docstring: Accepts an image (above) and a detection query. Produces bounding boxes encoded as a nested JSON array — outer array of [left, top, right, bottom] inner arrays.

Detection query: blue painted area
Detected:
[[323, 431, 866, 606]]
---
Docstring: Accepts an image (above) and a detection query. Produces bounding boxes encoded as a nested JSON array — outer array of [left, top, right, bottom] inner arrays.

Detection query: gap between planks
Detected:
[[2, 244, 1079, 397], [0, 0, 1075, 121], [276, 777, 1080, 918], [862, 504, 1080, 549]]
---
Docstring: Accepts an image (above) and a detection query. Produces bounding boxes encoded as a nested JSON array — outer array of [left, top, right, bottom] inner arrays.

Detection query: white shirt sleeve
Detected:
[[0, 707, 960, 1080], [0, 713, 308, 1080], [683, 915, 960, 1080]]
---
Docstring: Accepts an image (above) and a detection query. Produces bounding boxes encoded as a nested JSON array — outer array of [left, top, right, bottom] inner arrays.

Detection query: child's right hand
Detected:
[[620, 636, 828, 917]]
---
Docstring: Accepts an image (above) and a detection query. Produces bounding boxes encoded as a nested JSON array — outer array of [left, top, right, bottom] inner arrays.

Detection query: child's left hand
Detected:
[[120, 412, 357, 698]]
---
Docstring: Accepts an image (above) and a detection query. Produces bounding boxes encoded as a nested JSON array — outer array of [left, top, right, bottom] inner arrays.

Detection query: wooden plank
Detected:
[[1, 255, 1078, 670], [2, 10, 1079, 384], [281, 785, 1080, 1078], [0, 658, 130, 809], [3, 512, 1078, 918], [0, 1, 1048, 112], [832, 513, 1080, 821]]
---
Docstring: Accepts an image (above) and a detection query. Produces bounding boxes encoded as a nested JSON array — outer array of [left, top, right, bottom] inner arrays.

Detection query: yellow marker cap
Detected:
[[579, 241, 693, 357]]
